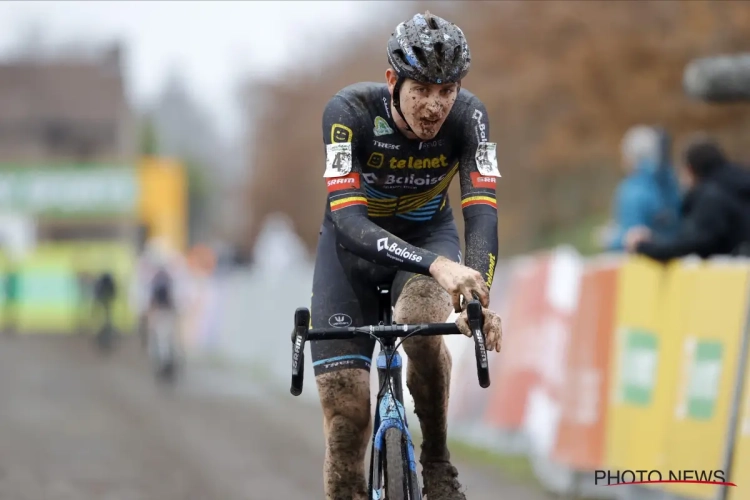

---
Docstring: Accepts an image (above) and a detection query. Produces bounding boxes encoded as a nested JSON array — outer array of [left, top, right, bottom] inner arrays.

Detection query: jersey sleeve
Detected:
[[322, 95, 440, 275], [456, 97, 500, 289]]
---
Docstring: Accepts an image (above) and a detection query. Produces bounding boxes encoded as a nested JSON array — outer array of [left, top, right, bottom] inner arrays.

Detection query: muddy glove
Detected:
[[455, 306, 503, 352], [428, 256, 490, 313]]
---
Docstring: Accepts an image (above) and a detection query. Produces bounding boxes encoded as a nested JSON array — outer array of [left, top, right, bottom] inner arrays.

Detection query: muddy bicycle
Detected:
[[290, 283, 491, 499]]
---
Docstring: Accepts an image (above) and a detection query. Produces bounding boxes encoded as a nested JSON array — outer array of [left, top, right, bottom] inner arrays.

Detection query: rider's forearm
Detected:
[[463, 213, 499, 289], [332, 213, 439, 275]]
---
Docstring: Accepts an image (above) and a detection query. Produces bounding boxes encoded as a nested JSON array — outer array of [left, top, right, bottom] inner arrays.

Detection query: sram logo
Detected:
[[326, 174, 360, 192], [470, 172, 497, 189], [376, 238, 423, 263]]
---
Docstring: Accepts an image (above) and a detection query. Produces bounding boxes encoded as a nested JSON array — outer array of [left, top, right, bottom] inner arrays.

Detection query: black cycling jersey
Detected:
[[321, 82, 500, 288]]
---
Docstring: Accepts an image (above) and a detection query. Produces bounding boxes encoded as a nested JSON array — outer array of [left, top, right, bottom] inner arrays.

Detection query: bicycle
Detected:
[[290, 283, 491, 500], [146, 305, 181, 383], [93, 299, 117, 353]]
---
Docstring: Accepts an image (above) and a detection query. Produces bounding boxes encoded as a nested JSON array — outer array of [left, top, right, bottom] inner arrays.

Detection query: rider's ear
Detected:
[[385, 68, 398, 92]]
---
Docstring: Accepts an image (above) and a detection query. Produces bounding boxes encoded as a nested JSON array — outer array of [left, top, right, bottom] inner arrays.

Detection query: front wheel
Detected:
[[147, 309, 180, 382], [383, 427, 408, 499]]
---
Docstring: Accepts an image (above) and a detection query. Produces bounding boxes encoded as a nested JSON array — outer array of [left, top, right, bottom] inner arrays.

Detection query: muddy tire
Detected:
[[384, 427, 408, 499]]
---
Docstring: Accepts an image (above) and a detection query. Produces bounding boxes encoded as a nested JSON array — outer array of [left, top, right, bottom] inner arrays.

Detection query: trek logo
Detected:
[[326, 174, 360, 192], [390, 154, 448, 170], [373, 140, 400, 150], [470, 172, 497, 189], [472, 109, 487, 142], [376, 238, 423, 263]]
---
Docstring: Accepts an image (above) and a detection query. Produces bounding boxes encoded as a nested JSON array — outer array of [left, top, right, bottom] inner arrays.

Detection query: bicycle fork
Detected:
[[369, 344, 422, 499]]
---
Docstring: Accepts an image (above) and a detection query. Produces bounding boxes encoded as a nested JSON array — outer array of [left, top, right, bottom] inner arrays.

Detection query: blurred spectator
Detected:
[[626, 134, 750, 261], [92, 270, 117, 333], [597, 125, 682, 251], [93, 271, 117, 307]]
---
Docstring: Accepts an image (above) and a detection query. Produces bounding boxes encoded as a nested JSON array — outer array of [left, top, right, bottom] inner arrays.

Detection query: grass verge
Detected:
[[446, 437, 540, 484]]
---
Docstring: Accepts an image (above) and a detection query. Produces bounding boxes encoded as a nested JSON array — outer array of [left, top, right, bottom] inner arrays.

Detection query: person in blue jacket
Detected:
[[602, 125, 683, 251]]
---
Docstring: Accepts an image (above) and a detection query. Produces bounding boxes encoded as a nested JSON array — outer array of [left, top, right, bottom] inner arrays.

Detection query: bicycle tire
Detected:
[[383, 427, 408, 499]]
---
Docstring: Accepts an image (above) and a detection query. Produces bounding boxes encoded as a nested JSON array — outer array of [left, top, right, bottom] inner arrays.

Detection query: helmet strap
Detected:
[[392, 77, 413, 133]]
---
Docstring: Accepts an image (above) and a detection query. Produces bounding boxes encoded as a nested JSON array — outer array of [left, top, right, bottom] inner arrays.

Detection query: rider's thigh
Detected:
[[310, 223, 388, 376], [391, 221, 459, 325]]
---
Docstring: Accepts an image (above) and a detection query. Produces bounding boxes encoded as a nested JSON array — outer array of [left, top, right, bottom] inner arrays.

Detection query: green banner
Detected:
[[0, 165, 138, 216]]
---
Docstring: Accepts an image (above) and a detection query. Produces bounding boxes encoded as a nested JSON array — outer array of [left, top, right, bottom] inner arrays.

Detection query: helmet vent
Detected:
[[451, 45, 462, 67], [412, 46, 428, 68], [434, 42, 445, 63], [424, 11, 439, 29]]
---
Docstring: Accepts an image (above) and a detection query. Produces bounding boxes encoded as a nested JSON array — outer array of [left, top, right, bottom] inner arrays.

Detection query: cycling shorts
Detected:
[[310, 220, 461, 376]]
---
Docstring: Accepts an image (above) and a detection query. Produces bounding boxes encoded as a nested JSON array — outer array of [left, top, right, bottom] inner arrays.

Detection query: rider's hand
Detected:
[[429, 256, 489, 313], [455, 306, 503, 352]]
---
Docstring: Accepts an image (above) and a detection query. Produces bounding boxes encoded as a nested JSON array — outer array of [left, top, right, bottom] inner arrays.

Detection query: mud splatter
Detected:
[[316, 370, 371, 500], [394, 277, 453, 463]]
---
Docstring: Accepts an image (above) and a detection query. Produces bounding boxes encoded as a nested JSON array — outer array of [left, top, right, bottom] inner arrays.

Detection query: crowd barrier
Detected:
[[448, 246, 750, 500]]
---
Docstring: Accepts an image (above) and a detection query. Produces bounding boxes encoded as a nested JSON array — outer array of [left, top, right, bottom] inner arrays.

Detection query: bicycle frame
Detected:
[[367, 285, 421, 499], [289, 287, 491, 500]]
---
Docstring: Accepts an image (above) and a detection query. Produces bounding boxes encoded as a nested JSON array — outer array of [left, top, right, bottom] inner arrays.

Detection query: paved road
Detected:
[[0, 334, 555, 500]]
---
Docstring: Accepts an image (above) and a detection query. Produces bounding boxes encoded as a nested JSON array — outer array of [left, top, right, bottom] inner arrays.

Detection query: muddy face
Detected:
[[398, 79, 457, 140], [386, 69, 458, 141]]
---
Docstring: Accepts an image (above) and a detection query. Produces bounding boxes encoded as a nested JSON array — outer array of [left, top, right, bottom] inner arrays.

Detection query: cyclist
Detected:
[[92, 271, 117, 327], [132, 238, 183, 349], [312, 11, 503, 500]]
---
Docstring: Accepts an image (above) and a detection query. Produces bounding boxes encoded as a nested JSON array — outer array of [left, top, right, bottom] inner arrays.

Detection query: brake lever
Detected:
[[466, 300, 490, 388], [291, 308, 310, 396]]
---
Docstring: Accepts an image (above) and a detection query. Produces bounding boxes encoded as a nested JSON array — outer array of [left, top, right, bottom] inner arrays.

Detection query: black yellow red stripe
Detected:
[[331, 196, 368, 211], [461, 196, 497, 209], [366, 162, 459, 217]]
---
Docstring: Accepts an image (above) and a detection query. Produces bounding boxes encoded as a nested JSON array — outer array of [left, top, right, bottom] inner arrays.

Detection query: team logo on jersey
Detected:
[[389, 154, 448, 170], [331, 123, 353, 143], [364, 172, 448, 188], [367, 152, 385, 169], [376, 237, 423, 263], [472, 109, 487, 143], [373, 116, 394, 137], [475, 142, 501, 177]]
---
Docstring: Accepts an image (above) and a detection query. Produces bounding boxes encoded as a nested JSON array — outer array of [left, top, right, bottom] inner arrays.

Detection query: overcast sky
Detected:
[[0, 1, 408, 141]]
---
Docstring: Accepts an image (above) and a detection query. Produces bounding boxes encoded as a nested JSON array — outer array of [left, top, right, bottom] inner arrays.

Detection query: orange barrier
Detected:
[[551, 258, 620, 471], [448, 259, 514, 425], [481, 253, 552, 430]]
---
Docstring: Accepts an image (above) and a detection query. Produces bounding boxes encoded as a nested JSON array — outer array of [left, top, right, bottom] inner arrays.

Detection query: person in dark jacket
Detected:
[[625, 134, 750, 261]]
